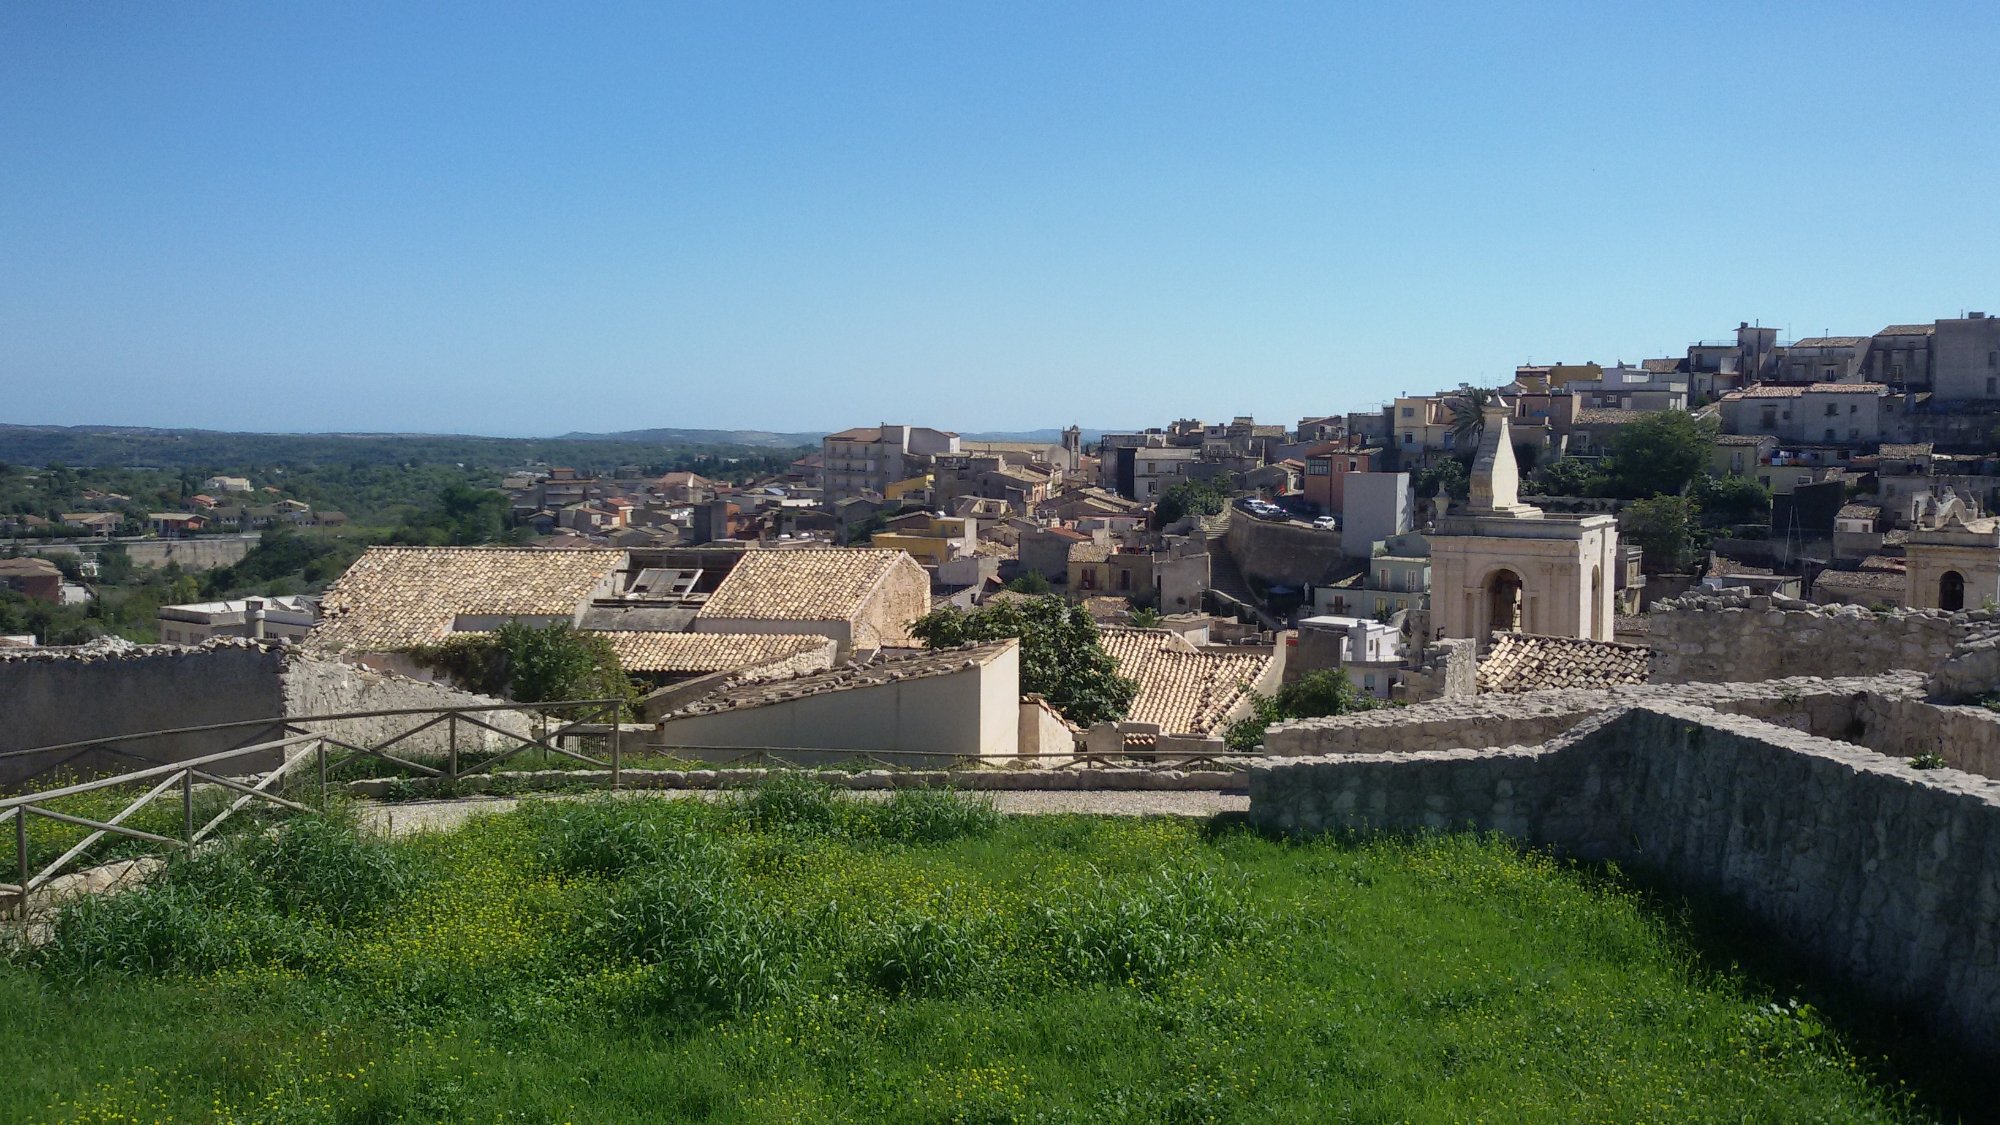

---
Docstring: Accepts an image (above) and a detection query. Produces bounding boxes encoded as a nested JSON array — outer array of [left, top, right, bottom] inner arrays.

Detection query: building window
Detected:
[[1824, 429, 1835, 441], [1402, 433, 1413, 445], [1989, 376, 1997, 396], [1401, 407, 1414, 418], [1824, 404, 1838, 416]]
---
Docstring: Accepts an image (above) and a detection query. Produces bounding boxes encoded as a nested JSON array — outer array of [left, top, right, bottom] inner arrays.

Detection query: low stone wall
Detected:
[[280, 657, 530, 761], [1250, 704, 2000, 1053], [342, 764, 1250, 798], [1262, 673, 1926, 759], [1648, 593, 1962, 684]]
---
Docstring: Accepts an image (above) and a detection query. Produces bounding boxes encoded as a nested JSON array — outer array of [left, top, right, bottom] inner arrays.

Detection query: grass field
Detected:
[[0, 780, 1970, 1123]]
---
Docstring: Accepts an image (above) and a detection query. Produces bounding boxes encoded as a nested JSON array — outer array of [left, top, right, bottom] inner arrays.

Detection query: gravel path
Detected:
[[358, 788, 1246, 837]]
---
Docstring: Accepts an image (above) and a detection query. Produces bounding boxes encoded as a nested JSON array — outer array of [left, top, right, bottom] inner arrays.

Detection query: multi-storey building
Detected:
[[820, 425, 960, 505]]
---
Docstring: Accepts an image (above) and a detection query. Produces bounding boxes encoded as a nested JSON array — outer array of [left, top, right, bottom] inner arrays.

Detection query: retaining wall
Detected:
[[1224, 515, 1345, 588], [1250, 704, 2000, 1053]]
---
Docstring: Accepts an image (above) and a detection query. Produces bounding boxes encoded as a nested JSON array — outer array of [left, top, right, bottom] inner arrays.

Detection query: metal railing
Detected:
[[1, 699, 626, 917]]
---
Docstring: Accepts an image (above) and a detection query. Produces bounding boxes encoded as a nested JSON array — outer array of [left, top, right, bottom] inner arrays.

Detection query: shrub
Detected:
[[1034, 867, 1257, 987], [864, 787, 1001, 845], [594, 853, 791, 1016], [856, 910, 984, 998], [532, 797, 718, 878], [240, 813, 411, 924], [1910, 751, 1947, 771], [740, 773, 846, 836]]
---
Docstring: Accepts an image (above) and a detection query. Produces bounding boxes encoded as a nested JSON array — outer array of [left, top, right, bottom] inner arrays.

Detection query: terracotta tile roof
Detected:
[[1876, 324, 1936, 336], [657, 640, 1016, 719], [1838, 504, 1881, 520], [1640, 358, 1684, 373], [596, 631, 833, 674], [308, 547, 620, 653], [826, 427, 885, 442], [1477, 632, 1650, 693], [1815, 570, 1905, 593], [1806, 382, 1888, 393], [696, 548, 912, 621], [1859, 555, 1907, 572], [1727, 385, 1805, 399], [1713, 434, 1773, 445], [1070, 543, 1113, 563], [1098, 626, 1273, 735], [0, 557, 62, 578], [1792, 336, 1870, 348]]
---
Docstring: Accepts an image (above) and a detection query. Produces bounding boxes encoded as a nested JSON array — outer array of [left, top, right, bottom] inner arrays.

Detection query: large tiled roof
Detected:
[[1640, 358, 1684, 373], [696, 548, 911, 621], [656, 640, 1016, 719], [1876, 324, 1936, 337], [596, 631, 832, 674], [826, 427, 885, 442], [1573, 408, 1647, 425], [1838, 504, 1881, 520], [1879, 443, 1934, 458], [1815, 569, 1905, 593], [1792, 336, 1869, 348], [1806, 382, 1888, 393], [1099, 626, 1273, 735], [1713, 434, 1773, 446], [1477, 632, 1650, 693], [0, 557, 62, 578], [308, 547, 620, 653]]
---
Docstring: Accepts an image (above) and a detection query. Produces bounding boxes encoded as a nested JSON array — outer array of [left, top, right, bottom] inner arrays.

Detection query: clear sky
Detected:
[[3, 2, 1996, 437]]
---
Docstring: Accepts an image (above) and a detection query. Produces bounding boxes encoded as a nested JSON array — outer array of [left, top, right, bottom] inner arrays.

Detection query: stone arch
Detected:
[[1481, 567, 1524, 638], [1941, 570, 1966, 612]]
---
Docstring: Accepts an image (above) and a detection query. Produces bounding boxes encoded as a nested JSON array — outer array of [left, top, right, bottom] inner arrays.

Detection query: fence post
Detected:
[[610, 703, 623, 791], [317, 740, 328, 811], [15, 810, 28, 924], [448, 713, 459, 782], [181, 770, 194, 846]]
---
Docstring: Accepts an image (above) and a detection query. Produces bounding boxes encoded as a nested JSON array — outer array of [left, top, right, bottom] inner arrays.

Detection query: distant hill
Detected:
[[558, 427, 826, 448], [959, 428, 1118, 444]]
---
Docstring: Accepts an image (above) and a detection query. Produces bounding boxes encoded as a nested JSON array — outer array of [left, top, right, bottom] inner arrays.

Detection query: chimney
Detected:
[[244, 598, 266, 640]]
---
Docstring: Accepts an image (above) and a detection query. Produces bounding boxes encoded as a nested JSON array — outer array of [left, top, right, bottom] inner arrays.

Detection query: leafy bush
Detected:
[[405, 620, 636, 713], [1151, 479, 1227, 528], [864, 787, 1001, 845], [910, 596, 1137, 726], [1910, 752, 1947, 771], [1224, 669, 1378, 751]]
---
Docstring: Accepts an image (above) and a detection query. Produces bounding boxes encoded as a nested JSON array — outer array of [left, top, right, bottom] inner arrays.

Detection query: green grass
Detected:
[[0, 782, 1971, 1123]]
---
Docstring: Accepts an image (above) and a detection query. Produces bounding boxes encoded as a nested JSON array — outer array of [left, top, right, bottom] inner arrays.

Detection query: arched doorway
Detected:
[[1484, 568, 1523, 637], [1941, 570, 1966, 612]]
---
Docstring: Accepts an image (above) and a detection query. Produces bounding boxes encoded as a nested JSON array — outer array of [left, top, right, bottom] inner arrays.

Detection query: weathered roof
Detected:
[[696, 548, 912, 622], [1838, 504, 1881, 521], [1806, 382, 1888, 393], [656, 640, 1016, 719], [1573, 408, 1648, 425], [1879, 443, 1934, 458], [1640, 358, 1684, 373], [0, 557, 62, 578], [596, 631, 831, 674], [1713, 434, 1773, 446], [825, 427, 885, 442], [1792, 336, 1870, 348], [1477, 632, 1650, 693], [1098, 626, 1272, 735], [1069, 543, 1114, 563], [1858, 555, 1907, 572], [1727, 384, 1805, 399], [309, 547, 619, 653], [1876, 324, 1936, 337], [1814, 570, 1905, 593]]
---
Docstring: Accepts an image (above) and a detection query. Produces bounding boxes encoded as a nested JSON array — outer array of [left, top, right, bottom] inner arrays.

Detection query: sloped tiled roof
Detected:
[[1838, 504, 1881, 521], [656, 640, 1016, 719], [1806, 382, 1888, 393], [1876, 324, 1936, 337], [1792, 336, 1869, 348], [1879, 443, 1934, 458], [1713, 434, 1773, 446], [1574, 408, 1647, 425], [309, 547, 620, 653], [1815, 569, 1905, 593], [0, 557, 62, 579], [1098, 626, 1273, 735], [696, 548, 910, 621], [596, 631, 832, 674], [1640, 358, 1684, 373], [1477, 632, 1650, 693]]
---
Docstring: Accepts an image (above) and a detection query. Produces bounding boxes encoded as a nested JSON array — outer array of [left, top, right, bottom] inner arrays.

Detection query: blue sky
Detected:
[[3, 2, 1995, 436]]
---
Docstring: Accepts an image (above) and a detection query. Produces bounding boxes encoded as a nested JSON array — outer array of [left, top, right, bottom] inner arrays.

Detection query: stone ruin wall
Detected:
[[1647, 592, 1962, 684], [1250, 704, 2000, 1054]]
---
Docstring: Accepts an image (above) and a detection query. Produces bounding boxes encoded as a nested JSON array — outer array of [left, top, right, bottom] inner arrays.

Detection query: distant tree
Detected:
[[407, 620, 635, 712], [909, 596, 1136, 726], [1532, 457, 1601, 498], [1689, 472, 1771, 526], [1152, 479, 1228, 529], [1128, 606, 1162, 627], [1414, 457, 1471, 504], [1600, 412, 1719, 499], [1005, 570, 1053, 595], [1621, 494, 1703, 572], [1224, 669, 1379, 751], [1449, 388, 1494, 451]]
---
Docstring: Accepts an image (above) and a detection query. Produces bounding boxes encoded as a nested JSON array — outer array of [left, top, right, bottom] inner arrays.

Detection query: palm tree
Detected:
[[1450, 387, 1494, 450]]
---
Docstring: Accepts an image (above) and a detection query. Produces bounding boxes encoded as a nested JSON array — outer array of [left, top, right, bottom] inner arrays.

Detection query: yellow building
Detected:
[[884, 474, 932, 501]]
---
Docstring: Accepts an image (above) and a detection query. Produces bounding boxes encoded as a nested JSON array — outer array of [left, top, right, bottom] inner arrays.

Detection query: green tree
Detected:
[[1152, 478, 1227, 529], [1621, 494, 1702, 572], [407, 620, 635, 712], [1005, 570, 1053, 595], [1600, 412, 1719, 499], [1532, 457, 1601, 498], [909, 596, 1137, 726], [1449, 388, 1493, 451], [1414, 457, 1471, 504], [1689, 472, 1771, 526], [1224, 669, 1379, 750]]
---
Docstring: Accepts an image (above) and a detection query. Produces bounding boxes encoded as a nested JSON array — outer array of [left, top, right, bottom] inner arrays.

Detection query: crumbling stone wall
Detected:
[[1393, 638, 1475, 703], [279, 656, 528, 761], [1250, 704, 2000, 1053], [1648, 593, 1961, 684]]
